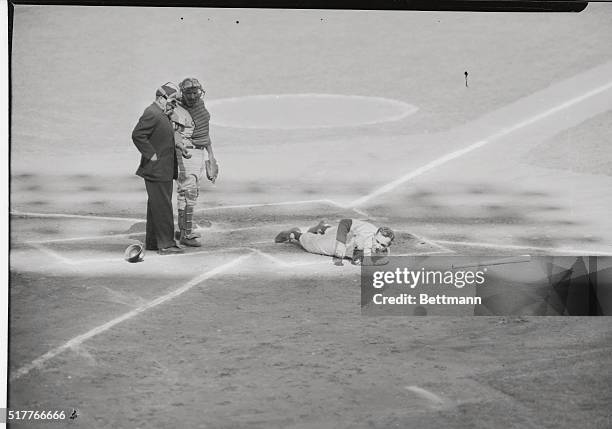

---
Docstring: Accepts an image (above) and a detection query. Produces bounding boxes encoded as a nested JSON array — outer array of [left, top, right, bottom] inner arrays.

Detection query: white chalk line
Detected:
[[68, 246, 256, 266], [12, 199, 338, 224], [24, 232, 141, 245], [17, 199, 355, 247], [28, 243, 76, 266], [249, 248, 331, 268], [20, 209, 607, 267], [21, 224, 286, 245], [30, 236, 609, 269], [195, 199, 330, 212], [351, 207, 371, 218], [409, 233, 455, 254], [10, 252, 253, 382], [26, 242, 306, 267], [350, 80, 612, 208], [11, 210, 143, 223], [349, 139, 489, 208], [21, 227, 249, 245], [250, 248, 290, 266], [208, 93, 418, 129], [322, 198, 371, 218], [392, 251, 449, 257], [433, 239, 612, 256], [21, 223, 322, 245], [405, 385, 446, 407]]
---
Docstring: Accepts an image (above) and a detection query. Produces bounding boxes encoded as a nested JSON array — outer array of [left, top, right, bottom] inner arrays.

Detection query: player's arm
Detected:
[[131, 108, 158, 160], [333, 219, 353, 259], [169, 112, 192, 159], [201, 129, 214, 160], [203, 132, 218, 182], [205, 141, 215, 160], [174, 131, 192, 159]]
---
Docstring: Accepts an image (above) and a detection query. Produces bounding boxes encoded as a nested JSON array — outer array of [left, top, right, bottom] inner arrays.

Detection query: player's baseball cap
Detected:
[[156, 82, 179, 100]]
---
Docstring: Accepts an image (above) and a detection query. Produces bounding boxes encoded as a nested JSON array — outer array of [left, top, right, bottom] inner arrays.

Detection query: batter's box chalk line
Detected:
[[392, 230, 456, 254], [433, 239, 612, 256], [10, 252, 254, 381], [349, 79, 612, 208]]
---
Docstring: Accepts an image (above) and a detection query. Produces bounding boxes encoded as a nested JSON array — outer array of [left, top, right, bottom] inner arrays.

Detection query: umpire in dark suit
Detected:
[[132, 83, 184, 255]]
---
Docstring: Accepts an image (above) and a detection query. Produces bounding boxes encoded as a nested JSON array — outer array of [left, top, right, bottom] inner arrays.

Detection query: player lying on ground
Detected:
[[275, 219, 395, 265]]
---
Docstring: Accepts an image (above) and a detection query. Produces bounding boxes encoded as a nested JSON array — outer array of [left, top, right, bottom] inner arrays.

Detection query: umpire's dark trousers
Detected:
[[144, 180, 175, 250]]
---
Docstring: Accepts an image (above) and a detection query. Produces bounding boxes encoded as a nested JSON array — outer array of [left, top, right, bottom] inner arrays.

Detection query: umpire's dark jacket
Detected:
[[132, 103, 178, 181]]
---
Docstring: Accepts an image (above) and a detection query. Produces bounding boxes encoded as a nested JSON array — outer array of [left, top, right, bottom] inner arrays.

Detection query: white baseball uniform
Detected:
[[299, 219, 378, 258]]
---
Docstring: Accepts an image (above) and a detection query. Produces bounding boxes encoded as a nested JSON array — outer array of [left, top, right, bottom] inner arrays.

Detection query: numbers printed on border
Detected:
[[7, 409, 67, 421]]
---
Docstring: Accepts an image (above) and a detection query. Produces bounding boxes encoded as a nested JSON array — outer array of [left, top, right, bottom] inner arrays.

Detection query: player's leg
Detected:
[[146, 180, 182, 253], [145, 195, 158, 250], [176, 152, 202, 240], [175, 149, 204, 240], [179, 174, 202, 247], [277, 219, 332, 243], [275, 227, 302, 243], [177, 151, 205, 246], [307, 219, 332, 234], [297, 226, 339, 256], [176, 188, 185, 241], [176, 205, 202, 239], [176, 151, 187, 240]]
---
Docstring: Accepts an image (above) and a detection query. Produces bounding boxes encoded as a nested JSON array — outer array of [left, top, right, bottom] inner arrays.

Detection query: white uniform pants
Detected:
[[176, 147, 206, 210], [298, 227, 339, 256]]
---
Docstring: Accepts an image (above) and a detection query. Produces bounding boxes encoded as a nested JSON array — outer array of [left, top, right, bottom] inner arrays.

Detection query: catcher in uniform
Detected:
[[275, 219, 395, 265], [171, 77, 218, 247]]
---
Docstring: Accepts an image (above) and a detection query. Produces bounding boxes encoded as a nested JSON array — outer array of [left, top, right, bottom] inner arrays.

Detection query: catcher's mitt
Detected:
[[205, 158, 219, 183], [124, 242, 144, 263]]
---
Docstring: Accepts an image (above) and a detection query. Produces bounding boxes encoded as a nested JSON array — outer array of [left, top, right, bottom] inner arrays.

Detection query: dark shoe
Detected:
[[158, 246, 185, 255], [175, 230, 201, 240], [180, 235, 202, 247], [275, 227, 301, 243], [307, 220, 332, 235], [179, 229, 202, 247]]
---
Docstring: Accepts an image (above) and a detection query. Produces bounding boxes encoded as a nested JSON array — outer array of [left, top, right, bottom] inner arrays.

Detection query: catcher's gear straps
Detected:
[[183, 205, 195, 236], [178, 209, 185, 230]]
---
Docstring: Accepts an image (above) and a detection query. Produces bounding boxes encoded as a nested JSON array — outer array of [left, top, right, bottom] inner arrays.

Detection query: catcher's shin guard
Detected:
[[176, 208, 202, 240], [180, 205, 202, 247], [175, 208, 185, 240]]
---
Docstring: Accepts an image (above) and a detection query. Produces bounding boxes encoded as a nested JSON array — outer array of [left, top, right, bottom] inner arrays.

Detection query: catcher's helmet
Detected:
[[179, 77, 202, 92], [124, 242, 145, 263]]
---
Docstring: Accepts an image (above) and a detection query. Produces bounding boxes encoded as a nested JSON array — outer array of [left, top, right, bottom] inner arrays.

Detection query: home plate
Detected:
[[391, 232, 452, 256]]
